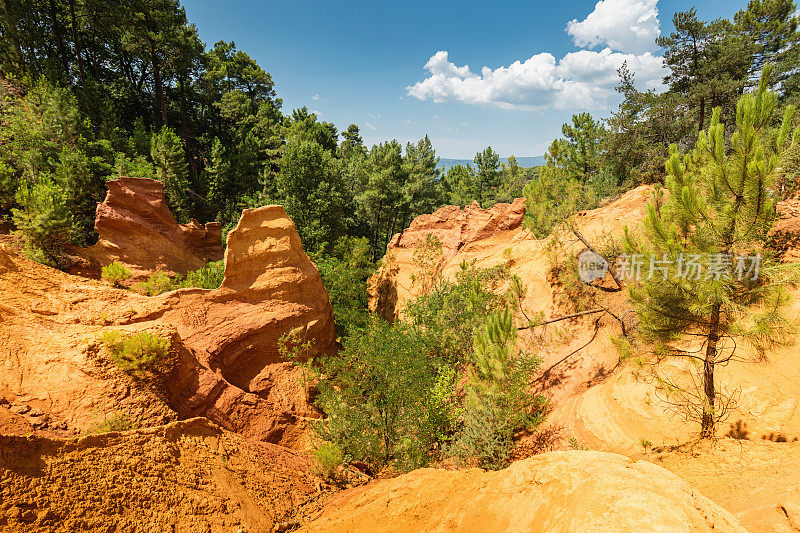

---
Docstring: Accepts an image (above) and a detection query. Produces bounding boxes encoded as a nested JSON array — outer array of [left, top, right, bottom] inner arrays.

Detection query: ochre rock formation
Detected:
[[0, 418, 317, 532], [367, 187, 800, 531], [370, 197, 526, 320], [0, 203, 336, 449], [301, 450, 744, 532], [82, 177, 223, 280]]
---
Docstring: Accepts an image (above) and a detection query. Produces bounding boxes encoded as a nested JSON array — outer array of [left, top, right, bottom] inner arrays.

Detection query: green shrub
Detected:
[[89, 412, 138, 434], [312, 236, 376, 339], [301, 263, 546, 473], [134, 270, 175, 296], [406, 261, 510, 364], [101, 261, 132, 286], [178, 260, 225, 289], [11, 177, 77, 268], [450, 309, 547, 470], [312, 441, 344, 478], [101, 330, 170, 373], [306, 317, 448, 472]]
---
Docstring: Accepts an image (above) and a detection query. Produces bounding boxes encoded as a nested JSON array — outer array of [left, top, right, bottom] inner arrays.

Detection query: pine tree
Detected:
[[627, 68, 799, 438], [402, 135, 443, 228], [151, 126, 190, 222], [11, 177, 77, 267], [734, 0, 800, 91], [560, 112, 606, 180], [454, 308, 545, 469], [473, 146, 501, 205]]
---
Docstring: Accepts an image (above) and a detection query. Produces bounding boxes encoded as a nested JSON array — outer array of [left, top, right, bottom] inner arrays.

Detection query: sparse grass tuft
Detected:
[[89, 412, 139, 434]]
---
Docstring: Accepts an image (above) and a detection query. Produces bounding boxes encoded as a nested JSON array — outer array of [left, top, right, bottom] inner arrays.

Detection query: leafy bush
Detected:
[[450, 309, 547, 469], [298, 262, 550, 473], [178, 260, 225, 289], [312, 441, 344, 478], [312, 237, 376, 338], [134, 270, 175, 296], [101, 330, 170, 373], [305, 317, 449, 471], [1, 80, 109, 245], [522, 166, 588, 239], [406, 261, 510, 363], [11, 177, 77, 268], [101, 261, 132, 286], [89, 412, 138, 434]]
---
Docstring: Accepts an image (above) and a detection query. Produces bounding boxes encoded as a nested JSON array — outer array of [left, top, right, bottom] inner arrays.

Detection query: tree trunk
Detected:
[[1, 0, 26, 71], [68, 0, 86, 89], [698, 96, 706, 132], [150, 47, 168, 127], [700, 302, 720, 438], [49, 0, 69, 78]]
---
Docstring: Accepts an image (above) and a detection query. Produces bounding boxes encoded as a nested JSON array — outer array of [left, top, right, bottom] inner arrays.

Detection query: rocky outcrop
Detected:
[[301, 450, 744, 532], [388, 197, 525, 259], [0, 418, 318, 532], [370, 198, 526, 320], [82, 177, 222, 280], [0, 202, 336, 448], [768, 197, 800, 262]]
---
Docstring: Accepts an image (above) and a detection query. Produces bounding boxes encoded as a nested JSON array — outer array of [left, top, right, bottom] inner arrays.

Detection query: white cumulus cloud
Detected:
[[566, 0, 660, 54], [407, 48, 663, 111]]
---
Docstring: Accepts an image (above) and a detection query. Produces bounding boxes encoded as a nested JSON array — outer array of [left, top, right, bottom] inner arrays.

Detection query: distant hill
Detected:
[[437, 156, 544, 172]]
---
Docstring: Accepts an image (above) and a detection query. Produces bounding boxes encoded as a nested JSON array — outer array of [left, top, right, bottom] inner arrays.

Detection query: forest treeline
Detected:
[[0, 0, 517, 265], [2, 1, 799, 265]]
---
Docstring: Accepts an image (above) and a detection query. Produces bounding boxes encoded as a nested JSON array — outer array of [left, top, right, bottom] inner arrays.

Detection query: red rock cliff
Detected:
[[84, 177, 223, 279]]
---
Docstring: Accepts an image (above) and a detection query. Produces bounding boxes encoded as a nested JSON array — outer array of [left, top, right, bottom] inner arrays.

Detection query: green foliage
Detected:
[[101, 261, 132, 286], [473, 146, 501, 204], [658, 8, 751, 132], [451, 309, 546, 469], [309, 318, 446, 471], [495, 155, 531, 203], [89, 412, 139, 434], [270, 138, 350, 252], [734, 0, 800, 91], [411, 233, 443, 293], [178, 260, 225, 289], [302, 260, 547, 472], [151, 127, 190, 223], [547, 113, 606, 181], [313, 237, 376, 338], [112, 152, 155, 180], [443, 147, 517, 207], [522, 166, 588, 239], [568, 436, 588, 450], [11, 177, 77, 268], [101, 330, 170, 373], [443, 163, 478, 206], [135, 270, 176, 296], [627, 70, 800, 437], [0, 80, 106, 248], [312, 441, 344, 478], [406, 262, 511, 364], [352, 139, 444, 259]]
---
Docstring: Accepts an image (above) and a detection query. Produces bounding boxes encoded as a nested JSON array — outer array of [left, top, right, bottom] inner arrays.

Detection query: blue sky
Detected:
[[184, 0, 747, 158]]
